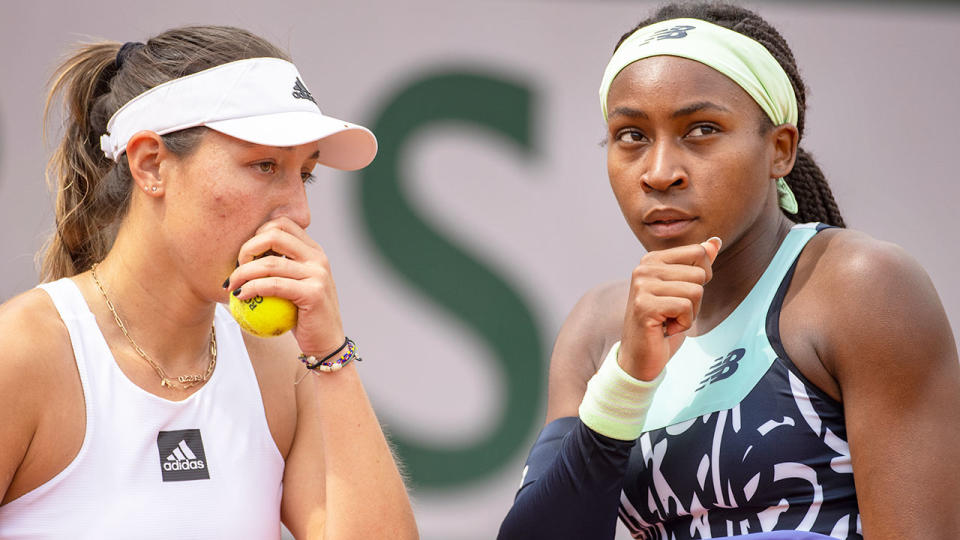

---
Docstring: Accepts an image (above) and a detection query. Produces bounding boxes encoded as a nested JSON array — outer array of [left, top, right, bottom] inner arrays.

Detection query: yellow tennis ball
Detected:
[[228, 294, 298, 337]]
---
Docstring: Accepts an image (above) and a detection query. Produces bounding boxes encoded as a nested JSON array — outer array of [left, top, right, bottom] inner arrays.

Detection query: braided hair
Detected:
[[615, 2, 845, 227]]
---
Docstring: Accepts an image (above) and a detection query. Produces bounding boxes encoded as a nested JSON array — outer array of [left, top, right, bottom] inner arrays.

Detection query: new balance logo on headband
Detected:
[[292, 77, 316, 104], [639, 25, 696, 46], [157, 429, 210, 482]]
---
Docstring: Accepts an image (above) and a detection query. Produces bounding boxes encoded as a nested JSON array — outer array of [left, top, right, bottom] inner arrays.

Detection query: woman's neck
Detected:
[[692, 212, 795, 335], [89, 226, 218, 375]]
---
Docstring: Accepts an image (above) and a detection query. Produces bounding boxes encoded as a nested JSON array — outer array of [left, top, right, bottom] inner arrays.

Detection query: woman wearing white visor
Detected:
[[0, 26, 417, 539]]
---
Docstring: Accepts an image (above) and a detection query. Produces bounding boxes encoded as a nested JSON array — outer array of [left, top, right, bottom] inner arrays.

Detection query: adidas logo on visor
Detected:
[[292, 77, 316, 104]]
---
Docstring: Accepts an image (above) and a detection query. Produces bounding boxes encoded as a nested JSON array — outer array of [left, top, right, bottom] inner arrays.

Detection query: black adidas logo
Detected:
[[292, 77, 316, 104], [157, 429, 210, 482]]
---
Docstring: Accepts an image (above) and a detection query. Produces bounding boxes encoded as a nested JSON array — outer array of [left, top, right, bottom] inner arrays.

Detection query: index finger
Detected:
[[646, 238, 720, 267], [255, 216, 318, 248], [238, 226, 322, 266], [644, 237, 721, 282]]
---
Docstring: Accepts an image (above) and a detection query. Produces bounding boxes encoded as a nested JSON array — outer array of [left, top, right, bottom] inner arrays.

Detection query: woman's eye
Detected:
[[256, 161, 276, 174], [688, 124, 720, 137], [301, 172, 316, 184], [616, 130, 646, 144]]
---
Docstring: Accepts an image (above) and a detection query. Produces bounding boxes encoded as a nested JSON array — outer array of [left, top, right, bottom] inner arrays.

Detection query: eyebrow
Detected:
[[607, 101, 731, 121], [607, 107, 648, 120], [237, 140, 321, 160], [671, 101, 730, 118]]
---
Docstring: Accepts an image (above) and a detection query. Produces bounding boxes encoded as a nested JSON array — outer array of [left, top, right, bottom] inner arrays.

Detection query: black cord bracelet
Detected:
[[298, 337, 361, 373]]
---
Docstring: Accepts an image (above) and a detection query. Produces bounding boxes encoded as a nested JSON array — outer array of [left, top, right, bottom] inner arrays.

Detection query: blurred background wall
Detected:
[[2, 1, 958, 538]]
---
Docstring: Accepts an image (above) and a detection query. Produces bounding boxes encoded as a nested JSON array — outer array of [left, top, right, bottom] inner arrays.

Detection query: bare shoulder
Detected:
[[802, 228, 939, 323], [544, 279, 629, 423], [798, 227, 955, 375], [242, 330, 302, 460], [559, 279, 630, 366], [0, 287, 77, 500], [804, 227, 923, 285], [0, 287, 74, 384]]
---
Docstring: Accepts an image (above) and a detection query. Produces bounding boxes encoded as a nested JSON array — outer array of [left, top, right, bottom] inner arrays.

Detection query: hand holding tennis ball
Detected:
[[228, 250, 298, 337], [228, 218, 346, 355]]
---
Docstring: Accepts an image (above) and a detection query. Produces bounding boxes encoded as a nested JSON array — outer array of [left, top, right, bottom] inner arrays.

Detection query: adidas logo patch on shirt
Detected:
[[157, 429, 210, 482]]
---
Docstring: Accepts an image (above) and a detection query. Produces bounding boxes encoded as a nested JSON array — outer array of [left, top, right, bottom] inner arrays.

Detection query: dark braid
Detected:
[[615, 2, 846, 227], [789, 147, 844, 227]]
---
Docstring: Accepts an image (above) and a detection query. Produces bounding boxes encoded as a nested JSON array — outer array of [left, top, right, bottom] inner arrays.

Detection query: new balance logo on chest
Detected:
[[695, 348, 745, 391], [157, 429, 210, 482]]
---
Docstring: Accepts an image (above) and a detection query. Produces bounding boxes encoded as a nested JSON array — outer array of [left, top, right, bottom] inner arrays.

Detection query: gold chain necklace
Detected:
[[90, 263, 217, 390]]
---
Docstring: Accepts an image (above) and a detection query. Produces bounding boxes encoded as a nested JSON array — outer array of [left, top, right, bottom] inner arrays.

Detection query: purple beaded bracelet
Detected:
[[298, 337, 361, 373]]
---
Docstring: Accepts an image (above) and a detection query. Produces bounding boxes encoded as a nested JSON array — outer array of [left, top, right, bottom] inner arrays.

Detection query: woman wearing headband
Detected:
[[0, 26, 417, 538], [499, 3, 959, 539]]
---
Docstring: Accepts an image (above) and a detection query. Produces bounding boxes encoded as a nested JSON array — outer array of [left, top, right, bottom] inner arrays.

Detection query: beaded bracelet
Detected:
[[298, 337, 361, 373]]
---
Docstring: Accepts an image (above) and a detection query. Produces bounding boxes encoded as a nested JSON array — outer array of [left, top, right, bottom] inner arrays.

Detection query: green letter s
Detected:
[[358, 72, 544, 488]]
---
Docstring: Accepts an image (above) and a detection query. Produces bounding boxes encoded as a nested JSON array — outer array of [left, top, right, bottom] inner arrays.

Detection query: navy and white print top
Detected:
[[618, 223, 860, 539]]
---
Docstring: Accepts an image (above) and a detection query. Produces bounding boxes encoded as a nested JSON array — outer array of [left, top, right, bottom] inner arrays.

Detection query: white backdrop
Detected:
[[2, 1, 959, 539]]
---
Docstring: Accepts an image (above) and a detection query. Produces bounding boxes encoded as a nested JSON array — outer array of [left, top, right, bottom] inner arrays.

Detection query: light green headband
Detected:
[[599, 18, 799, 214]]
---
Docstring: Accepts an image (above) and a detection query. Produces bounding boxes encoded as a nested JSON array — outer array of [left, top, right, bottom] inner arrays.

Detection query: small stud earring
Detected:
[[151, 186, 158, 192]]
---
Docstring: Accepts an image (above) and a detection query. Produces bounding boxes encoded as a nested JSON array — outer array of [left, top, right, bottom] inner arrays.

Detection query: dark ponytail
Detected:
[[615, 2, 845, 227], [41, 26, 291, 280]]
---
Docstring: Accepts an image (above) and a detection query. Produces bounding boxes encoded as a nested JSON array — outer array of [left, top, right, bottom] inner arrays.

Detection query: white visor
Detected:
[[99, 57, 377, 171]]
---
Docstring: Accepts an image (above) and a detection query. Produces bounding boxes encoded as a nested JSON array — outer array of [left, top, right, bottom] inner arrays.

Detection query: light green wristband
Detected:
[[578, 341, 664, 441]]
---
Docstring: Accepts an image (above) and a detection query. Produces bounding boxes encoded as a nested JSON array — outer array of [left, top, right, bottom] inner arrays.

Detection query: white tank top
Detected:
[[0, 278, 285, 539]]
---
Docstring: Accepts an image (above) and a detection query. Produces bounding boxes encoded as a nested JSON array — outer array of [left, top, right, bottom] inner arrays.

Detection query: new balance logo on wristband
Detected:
[[157, 429, 210, 482]]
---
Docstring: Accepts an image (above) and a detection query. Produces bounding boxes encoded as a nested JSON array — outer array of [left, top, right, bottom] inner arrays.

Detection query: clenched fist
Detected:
[[619, 237, 721, 381]]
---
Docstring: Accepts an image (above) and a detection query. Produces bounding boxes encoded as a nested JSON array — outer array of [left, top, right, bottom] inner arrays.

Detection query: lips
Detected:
[[643, 208, 696, 225], [642, 208, 697, 238]]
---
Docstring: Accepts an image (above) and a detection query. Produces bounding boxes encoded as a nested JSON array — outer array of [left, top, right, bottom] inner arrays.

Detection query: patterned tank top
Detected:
[[618, 223, 861, 539]]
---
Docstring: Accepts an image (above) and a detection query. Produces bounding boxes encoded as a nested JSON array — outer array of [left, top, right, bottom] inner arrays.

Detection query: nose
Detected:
[[274, 175, 312, 229], [641, 139, 687, 193]]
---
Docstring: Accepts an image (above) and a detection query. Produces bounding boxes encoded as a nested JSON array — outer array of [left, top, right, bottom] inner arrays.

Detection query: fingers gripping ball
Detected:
[[229, 294, 297, 337]]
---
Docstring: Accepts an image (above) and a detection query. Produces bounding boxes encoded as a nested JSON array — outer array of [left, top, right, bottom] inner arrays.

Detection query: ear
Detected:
[[769, 123, 799, 179], [125, 130, 169, 197]]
